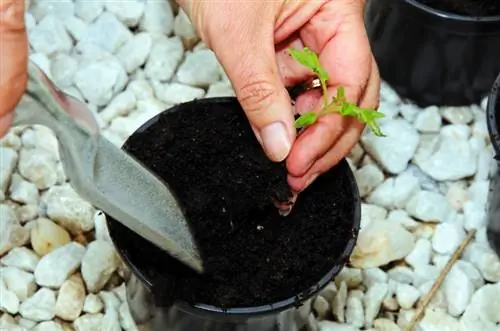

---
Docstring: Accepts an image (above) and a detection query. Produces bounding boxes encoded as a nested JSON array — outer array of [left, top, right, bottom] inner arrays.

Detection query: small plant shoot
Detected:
[[289, 47, 385, 137]]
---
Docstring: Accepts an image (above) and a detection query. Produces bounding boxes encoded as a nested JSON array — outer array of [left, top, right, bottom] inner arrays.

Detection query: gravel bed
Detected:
[[1, 1, 499, 330]]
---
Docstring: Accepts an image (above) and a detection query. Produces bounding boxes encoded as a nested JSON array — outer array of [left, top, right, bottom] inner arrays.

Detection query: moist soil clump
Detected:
[[418, 0, 500, 16], [110, 98, 356, 308]]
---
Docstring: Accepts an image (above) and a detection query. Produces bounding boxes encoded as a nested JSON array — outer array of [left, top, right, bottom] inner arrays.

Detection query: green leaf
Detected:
[[294, 112, 318, 128], [335, 86, 346, 102], [289, 47, 330, 83]]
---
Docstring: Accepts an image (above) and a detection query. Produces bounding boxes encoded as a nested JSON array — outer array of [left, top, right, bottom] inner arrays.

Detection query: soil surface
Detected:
[[418, 0, 500, 16], [108, 98, 357, 308]]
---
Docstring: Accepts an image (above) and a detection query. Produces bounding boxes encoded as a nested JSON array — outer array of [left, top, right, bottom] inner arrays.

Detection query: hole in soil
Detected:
[[107, 98, 359, 309], [416, 0, 500, 16]]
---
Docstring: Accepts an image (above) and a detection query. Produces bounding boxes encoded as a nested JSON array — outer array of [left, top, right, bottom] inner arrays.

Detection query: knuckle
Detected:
[[237, 79, 278, 114]]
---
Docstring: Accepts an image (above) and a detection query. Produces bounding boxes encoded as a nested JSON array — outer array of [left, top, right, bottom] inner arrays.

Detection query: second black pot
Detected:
[[486, 72, 500, 257], [365, 0, 500, 107]]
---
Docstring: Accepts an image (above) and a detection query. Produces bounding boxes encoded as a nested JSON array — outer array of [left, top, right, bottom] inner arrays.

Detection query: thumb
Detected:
[[0, 0, 28, 137], [203, 11, 296, 162]]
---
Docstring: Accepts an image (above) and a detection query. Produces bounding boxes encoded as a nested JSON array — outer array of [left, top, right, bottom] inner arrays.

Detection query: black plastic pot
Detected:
[[106, 97, 362, 331], [364, 0, 500, 107], [486, 72, 500, 257]]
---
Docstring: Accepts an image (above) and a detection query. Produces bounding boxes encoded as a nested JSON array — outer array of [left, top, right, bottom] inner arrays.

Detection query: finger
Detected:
[[288, 119, 365, 191], [203, 3, 296, 162], [275, 37, 313, 87], [288, 59, 381, 191], [286, 86, 353, 177], [300, 0, 371, 95], [0, 0, 28, 137], [286, 0, 372, 177], [358, 57, 381, 110]]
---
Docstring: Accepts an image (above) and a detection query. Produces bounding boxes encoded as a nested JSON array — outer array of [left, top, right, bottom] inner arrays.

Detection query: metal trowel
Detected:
[[13, 61, 204, 273]]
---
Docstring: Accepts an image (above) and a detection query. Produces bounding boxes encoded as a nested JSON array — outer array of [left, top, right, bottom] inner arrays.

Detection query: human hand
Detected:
[[0, 0, 28, 138], [177, 0, 380, 192]]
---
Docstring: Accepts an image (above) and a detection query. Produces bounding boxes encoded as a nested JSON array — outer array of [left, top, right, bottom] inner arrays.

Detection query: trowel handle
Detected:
[[12, 61, 102, 196]]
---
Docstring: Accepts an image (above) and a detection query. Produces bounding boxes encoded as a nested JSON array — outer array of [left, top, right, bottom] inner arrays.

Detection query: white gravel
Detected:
[[1, 0, 498, 330]]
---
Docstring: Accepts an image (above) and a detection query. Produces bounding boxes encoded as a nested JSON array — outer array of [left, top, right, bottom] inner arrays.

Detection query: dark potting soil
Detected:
[[417, 0, 500, 16], [112, 98, 356, 308]]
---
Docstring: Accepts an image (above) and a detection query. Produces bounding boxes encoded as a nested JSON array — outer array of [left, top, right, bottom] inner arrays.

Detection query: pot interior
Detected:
[[487, 73, 500, 157], [106, 97, 361, 315]]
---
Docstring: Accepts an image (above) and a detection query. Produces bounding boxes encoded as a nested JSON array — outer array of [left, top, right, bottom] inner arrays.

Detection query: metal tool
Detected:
[[13, 61, 204, 273]]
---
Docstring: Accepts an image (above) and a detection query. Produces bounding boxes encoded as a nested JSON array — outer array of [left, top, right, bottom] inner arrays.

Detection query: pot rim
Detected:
[[404, 0, 500, 22], [487, 73, 500, 156], [109, 97, 361, 317]]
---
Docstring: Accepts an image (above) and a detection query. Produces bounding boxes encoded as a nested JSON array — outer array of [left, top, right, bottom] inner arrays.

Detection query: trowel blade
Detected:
[[17, 60, 203, 274], [80, 135, 204, 273]]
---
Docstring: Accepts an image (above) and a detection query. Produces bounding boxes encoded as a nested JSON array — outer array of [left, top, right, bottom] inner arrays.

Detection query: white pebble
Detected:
[[30, 218, 72, 257], [414, 106, 442, 132], [440, 106, 473, 124], [174, 9, 199, 48], [406, 190, 454, 223], [355, 164, 384, 198], [463, 243, 500, 282], [34, 242, 86, 288], [332, 281, 348, 322], [55, 274, 86, 321], [65, 16, 89, 42], [432, 222, 466, 255], [80, 12, 133, 53], [335, 267, 363, 289], [8, 173, 39, 205], [363, 282, 388, 328], [99, 91, 137, 124], [82, 294, 104, 314], [74, 0, 103, 22], [145, 36, 184, 82], [32, 321, 64, 331], [0, 247, 40, 272], [345, 295, 364, 328], [19, 288, 56, 322], [443, 265, 474, 316], [361, 119, 420, 174], [405, 238, 432, 268], [116, 32, 153, 74], [1, 266, 37, 302], [73, 313, 104, 331], [395, 283, 420, 309], [50, 53, 79, 89], [413, 134, 477, 181], [29, 15, 72, 55], [0, 278, 19, 315], [0, 147, 18, 200], [139, 0, 174, 37], [176, 49, 221, 87], [154, 82, 205, 105], [17, 148, 58, 190], [74, 58, 128, 106], [44, 184, 95, 235], [351, 221, 415, 268], [105, 0, 145, 27], [81, 241, 119, 293], [461, 283, 500, 330]]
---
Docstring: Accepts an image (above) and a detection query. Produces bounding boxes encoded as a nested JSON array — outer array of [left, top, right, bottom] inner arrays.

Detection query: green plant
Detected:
[[289, 47, 385, 137]]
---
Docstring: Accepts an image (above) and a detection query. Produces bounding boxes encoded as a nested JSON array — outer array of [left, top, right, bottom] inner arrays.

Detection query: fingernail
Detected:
[[260, 122, 291, 162], [304, 173, 319, 190]]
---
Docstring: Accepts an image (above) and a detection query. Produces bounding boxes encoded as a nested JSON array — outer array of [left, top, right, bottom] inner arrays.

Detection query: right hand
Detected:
[[0, 0, 28, 137]]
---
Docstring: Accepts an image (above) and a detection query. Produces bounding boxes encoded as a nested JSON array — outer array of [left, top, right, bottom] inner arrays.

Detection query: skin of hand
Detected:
[[177, 0, 381, 193], [0, 0, 28, 138]]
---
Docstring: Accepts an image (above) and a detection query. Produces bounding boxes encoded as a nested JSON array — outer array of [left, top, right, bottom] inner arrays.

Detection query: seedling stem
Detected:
[[288, 47, 385, 137]]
